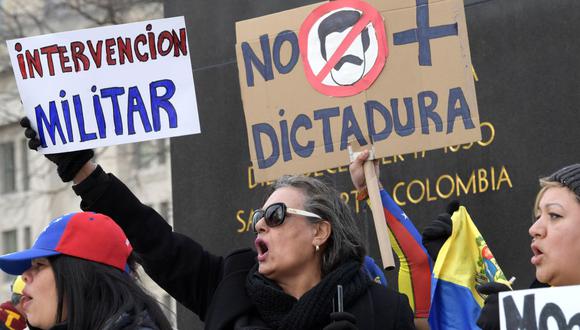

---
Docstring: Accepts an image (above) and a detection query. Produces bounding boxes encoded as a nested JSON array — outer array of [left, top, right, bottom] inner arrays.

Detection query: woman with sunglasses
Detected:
[[20, 117, 415, 330]]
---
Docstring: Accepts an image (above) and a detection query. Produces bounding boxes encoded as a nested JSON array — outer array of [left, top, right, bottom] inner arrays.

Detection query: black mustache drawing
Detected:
[[333, 54, 363, 70]]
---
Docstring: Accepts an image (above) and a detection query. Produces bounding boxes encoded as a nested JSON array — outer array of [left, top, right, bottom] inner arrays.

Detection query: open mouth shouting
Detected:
[[255, 237, 269, 262]]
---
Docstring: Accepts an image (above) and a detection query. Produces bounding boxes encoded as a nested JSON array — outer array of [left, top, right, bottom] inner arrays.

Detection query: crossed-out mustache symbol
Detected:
[[334, 54, 364, 70]]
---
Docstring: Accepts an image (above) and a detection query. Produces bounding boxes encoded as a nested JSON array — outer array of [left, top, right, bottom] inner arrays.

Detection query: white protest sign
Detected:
[[7, 16, 200, 153], [499, 285, 580, 330]]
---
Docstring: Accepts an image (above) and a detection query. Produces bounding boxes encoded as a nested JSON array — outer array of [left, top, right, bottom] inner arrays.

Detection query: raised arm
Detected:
[[349, 150, 432, 328], [348, 149, 380, 194], [20, 118, 225, 319]]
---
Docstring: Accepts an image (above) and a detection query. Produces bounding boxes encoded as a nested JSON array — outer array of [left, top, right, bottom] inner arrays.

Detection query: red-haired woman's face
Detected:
[[529, 187, 580, 286]]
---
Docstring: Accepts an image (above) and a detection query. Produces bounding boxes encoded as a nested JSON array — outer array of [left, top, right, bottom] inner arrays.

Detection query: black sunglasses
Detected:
[[252, 202, 322, 233]]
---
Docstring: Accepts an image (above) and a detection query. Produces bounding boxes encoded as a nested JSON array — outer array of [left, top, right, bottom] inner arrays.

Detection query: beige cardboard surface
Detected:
[[236, 0, 480, 183]]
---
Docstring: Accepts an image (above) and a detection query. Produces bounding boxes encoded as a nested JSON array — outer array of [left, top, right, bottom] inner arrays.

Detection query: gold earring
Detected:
[[315, 245, 320, 252]]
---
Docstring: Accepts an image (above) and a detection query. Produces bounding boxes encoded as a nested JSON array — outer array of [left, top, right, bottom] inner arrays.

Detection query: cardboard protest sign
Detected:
[[499, 285, 580, 329], [236, 0, 481, 183], [7, 16, 200, 154]]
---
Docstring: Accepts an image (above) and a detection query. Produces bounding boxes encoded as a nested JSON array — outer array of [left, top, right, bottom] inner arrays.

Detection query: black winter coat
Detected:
[[74, 167, 415, 330], [29, 308, 159, 330]]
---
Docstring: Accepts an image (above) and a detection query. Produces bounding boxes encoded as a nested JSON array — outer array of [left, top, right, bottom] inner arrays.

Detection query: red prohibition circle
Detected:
[[298, 0, 389, 97]]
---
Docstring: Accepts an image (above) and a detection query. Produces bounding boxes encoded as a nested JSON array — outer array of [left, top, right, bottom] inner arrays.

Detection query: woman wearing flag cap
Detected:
[[475, 163, 580, 329], [17, 118, 415, 329], [0, 211, 172, 330]]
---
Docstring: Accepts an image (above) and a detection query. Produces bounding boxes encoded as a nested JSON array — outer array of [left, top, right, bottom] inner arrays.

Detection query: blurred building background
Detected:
[[0, 0, 177, 327]]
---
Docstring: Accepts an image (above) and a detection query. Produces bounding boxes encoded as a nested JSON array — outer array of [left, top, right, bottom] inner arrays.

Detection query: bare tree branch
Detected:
[[65, 0, 109, 26], [0, 0, 164, 198]]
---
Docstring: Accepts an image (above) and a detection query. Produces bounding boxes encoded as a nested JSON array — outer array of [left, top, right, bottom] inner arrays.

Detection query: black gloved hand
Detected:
[[422, 213, 452, 261], [20, 117, 94, 182], [476, 282, 511, 330], [421, 200, 460, 261], [445, 200, 460, 214], [323, 312, 358, 330]]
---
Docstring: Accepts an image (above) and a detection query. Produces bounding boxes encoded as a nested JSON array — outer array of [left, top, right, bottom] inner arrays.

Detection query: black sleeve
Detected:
[[395, 293, 416, 330], [72, 166, 223, 320]]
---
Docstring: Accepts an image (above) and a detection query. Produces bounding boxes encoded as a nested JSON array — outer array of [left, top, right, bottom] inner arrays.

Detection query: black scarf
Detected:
[[245, 261, 370, 330]]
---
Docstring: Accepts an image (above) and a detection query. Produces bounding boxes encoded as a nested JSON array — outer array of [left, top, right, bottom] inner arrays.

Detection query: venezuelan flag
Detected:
[[380, 189, 432, 318], [429, 206, 510, 330]]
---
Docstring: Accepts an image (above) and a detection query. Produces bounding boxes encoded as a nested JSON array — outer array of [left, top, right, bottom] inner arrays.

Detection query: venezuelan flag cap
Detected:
[[0, 212, 132, 275]]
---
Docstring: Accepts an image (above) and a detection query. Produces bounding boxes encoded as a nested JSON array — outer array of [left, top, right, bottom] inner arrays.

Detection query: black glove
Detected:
[[476, 282, 511, 330], [323, 312, 358, 330], [20, 117, 94, 182], [421, 200, 460, 261], [422, 213, 452, 261], [445, 200, 460, 214]]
